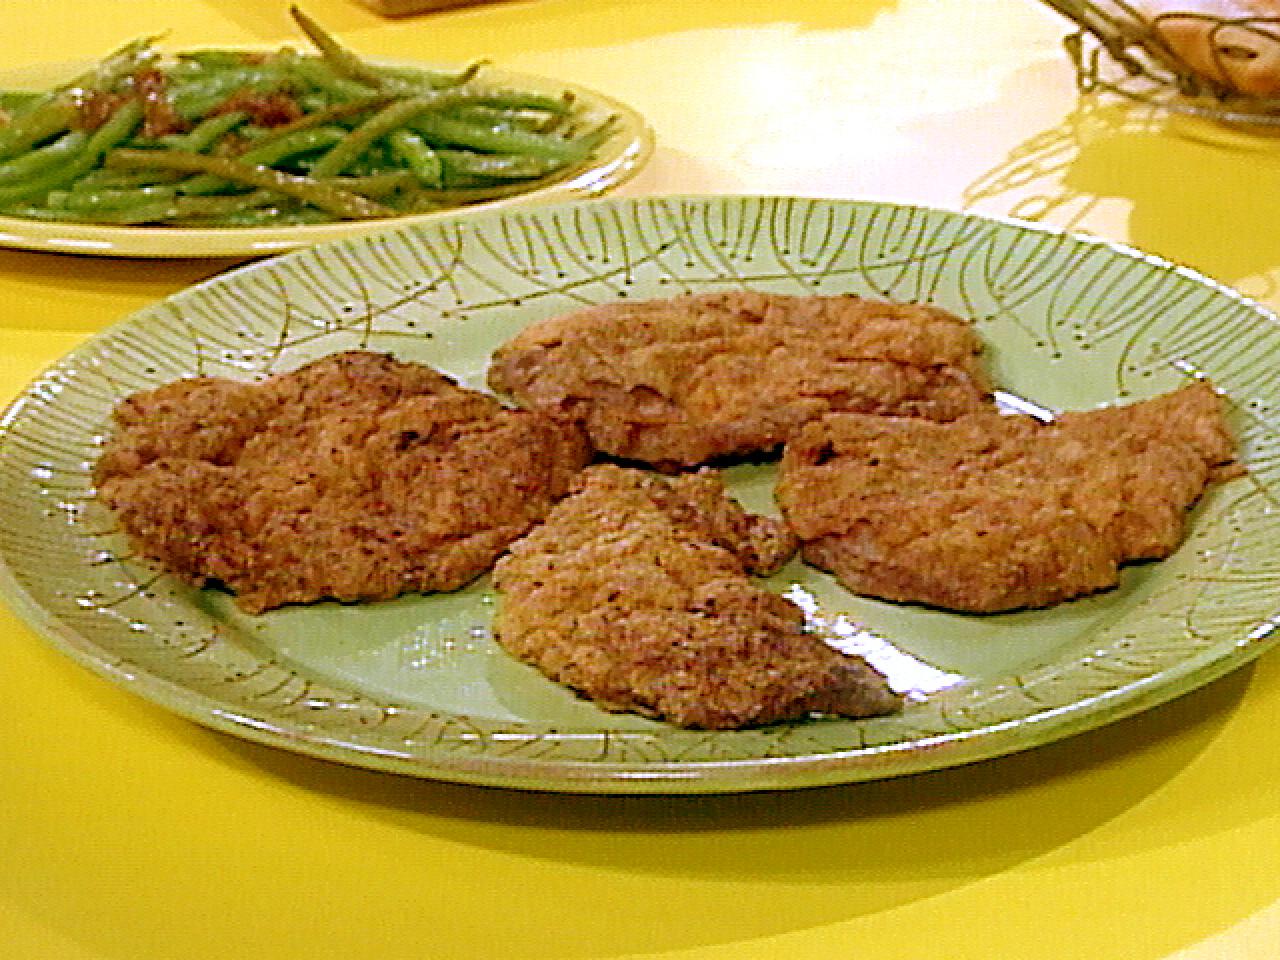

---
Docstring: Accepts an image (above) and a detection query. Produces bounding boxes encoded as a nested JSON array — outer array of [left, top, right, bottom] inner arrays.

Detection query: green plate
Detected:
[[1, 195, 1277, 793]]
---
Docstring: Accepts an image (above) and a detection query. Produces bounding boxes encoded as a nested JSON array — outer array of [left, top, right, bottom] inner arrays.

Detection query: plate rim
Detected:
[[1, 543, 1269, 793], [2, 192, 1278, 794]]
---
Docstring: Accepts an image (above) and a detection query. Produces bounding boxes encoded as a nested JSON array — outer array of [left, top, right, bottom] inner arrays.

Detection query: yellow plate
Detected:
[[0, 57, 652, 258]]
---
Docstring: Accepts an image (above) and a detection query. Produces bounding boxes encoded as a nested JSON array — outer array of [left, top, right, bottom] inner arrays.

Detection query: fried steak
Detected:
[[492, 464, 900, 729], [94, 350, 590, 613], [777, 382, 1241, 613], [488, 290, 993, 468]]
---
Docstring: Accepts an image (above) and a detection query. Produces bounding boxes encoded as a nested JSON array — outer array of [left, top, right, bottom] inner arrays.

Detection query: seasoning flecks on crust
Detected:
[[777, 382, 1241, 613], [93, 350, 591, 613], [487, 290, 993, 469], [492, 464, 900, 729]]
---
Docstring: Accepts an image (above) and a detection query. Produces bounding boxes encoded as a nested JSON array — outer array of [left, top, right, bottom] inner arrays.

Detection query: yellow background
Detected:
[[3, 1, 1280, 957]]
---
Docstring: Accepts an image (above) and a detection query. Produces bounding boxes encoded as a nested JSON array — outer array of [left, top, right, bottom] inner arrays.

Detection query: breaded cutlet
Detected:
[[94, 350, 591, 613], [492, 464, 900, 729], [488, 290, 992, 469], [777, 382, 1241, 613]]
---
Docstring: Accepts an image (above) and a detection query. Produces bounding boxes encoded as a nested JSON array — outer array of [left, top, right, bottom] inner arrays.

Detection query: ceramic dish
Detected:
[[1, 195, 1278, 794], [0, 59, 652, 258]]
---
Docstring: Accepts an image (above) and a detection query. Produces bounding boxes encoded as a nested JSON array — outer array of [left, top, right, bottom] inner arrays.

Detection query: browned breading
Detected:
[[777, 382, 1241, 613], [93, 350, 591, 613], [492, 464, 899, 729], [487, 290, 993, 469]]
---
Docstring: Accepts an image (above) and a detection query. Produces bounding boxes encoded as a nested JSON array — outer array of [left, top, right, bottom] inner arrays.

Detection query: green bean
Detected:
[[340, 153, 383, 178], [0, 40, 156, 160], [171, 109, 248, 151], [73, 167, 186, 189], [216, 205, 330, 227], [104, 147, 391, 219], [7, 199, 181, 224], [171, 189, 279, 216], [251, 94, 391, 140], [446, 103, 564, 133], [402, 172, 580, 208], [0, 130, 89, 184], [177, 126, 349, 196], [0, 90, 43, 114], [407, 111, 596, 163], [288, 57, 377, 102], [296, 92, 327, 113], [328, 170, 418, 198], [308, 96, 438, 178], [388, 130, 443, 188], [168, 64, 287, 120], [290, 5, 385, 89], [467, 89, 575, 115], [47, 183, 178, 212], [235, 126, 271, 141], [0, 38, 149, 161], [66, 36, 161, 93], [174, 49, 280, 69], [374, 61, 488, 94], [34, 188, 287, 224], [0, 97, 77, 162], [244, 126, 348, 167], [435, 149, 559, 180], [0, 99, 142, 205]]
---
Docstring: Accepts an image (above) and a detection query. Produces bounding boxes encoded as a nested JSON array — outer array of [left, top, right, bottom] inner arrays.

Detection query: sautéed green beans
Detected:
[[0, 6, 615, 226]]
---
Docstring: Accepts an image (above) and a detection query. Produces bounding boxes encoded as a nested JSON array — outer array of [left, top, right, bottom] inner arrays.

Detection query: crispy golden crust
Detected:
[[492, 464, 899, 729], [94, 351, 591, 613], [777, 382, 1241, 613], [488, 290, 993, 468]]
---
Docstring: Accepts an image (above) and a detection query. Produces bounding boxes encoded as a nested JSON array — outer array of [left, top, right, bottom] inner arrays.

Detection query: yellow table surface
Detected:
[[4, 1, 1280, 957]]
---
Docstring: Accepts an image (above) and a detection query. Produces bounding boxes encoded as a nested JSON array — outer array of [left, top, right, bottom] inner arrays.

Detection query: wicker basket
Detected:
[[1039, 0, 1280, 122]]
